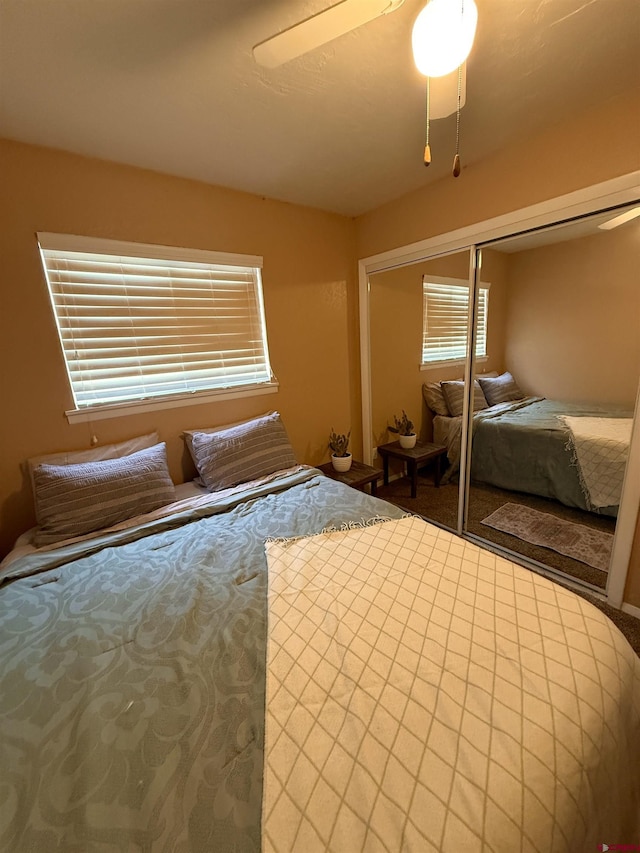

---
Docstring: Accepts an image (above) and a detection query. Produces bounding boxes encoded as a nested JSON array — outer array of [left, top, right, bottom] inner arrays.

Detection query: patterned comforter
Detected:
[[0, 468, 405, 852]]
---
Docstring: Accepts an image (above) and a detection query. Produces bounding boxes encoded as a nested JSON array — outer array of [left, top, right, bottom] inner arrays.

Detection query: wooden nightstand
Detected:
[[376, 440, 447, 498], [317, 459, 381, 496]]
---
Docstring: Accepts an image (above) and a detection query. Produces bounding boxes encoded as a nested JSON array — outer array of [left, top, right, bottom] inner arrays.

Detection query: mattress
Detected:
[[433, 413, 454, 449], [1, 467, 638, 851]]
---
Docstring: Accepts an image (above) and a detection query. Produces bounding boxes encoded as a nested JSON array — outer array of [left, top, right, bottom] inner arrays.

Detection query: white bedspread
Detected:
[[559, 415, 632, 508], [263, 517, 640, 853]]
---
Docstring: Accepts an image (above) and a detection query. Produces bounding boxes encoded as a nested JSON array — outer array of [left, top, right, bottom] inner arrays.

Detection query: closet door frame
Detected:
[[358, 171, 640, 609]]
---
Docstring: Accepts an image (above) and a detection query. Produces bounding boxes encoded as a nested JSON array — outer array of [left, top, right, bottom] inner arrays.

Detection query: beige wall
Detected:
[[354, 87, 640, 606], [504, 224, 640, 407], [356, 90, 640, 259], [0, 139, 358, 557]]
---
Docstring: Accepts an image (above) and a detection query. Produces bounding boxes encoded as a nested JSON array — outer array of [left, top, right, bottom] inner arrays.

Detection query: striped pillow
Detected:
[[441, 380, 488, 417], [422, 382, 451, 416], [32, 442, 176, 546], [478, 371, 524, 406], [190, 412, 297, 492], [26, 431, 160, 498]]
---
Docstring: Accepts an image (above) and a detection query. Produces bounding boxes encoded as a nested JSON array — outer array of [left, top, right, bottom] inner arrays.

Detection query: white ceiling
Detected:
[[1, 0, 638, 216]]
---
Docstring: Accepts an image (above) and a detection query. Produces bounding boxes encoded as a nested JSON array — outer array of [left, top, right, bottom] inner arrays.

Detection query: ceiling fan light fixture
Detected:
[[412, 0, 478, 78]]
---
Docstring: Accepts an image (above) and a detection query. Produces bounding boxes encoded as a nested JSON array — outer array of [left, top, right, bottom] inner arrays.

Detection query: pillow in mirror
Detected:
[[441, 380, 488, 417], [478, 371, 524, 406]]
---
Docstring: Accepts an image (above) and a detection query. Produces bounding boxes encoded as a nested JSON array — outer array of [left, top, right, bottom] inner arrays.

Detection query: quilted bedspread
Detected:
[[559, 415, 633, 509], [0, 469, 406, 852], [263, 516, 640, 852]]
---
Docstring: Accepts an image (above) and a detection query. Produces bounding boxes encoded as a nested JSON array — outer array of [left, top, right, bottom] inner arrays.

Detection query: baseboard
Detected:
[[621, 602, 640, 621]]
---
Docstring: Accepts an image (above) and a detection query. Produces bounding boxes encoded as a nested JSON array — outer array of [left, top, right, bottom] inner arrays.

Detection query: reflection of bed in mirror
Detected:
[[426, 373, 632, 517]]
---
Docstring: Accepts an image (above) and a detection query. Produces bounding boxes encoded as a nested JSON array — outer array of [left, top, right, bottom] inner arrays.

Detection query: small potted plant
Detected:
[[389, 411, 417, 449], [329, 429, 352, 472]]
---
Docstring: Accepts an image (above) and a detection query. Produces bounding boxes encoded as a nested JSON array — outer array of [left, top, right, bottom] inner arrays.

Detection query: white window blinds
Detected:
[[38, 233, 274, 409], [422, 279, 488, 365]]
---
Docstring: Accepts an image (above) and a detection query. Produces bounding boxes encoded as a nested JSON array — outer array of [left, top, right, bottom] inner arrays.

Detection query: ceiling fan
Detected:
[[254, 0, 478, 166], [253, 0, 406, 69]]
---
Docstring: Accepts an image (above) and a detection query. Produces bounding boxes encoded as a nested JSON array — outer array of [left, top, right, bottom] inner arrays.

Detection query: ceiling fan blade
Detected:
[[254, 0, 405, 68]]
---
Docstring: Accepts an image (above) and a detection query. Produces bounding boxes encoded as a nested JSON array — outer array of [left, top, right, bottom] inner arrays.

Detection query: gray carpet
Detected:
[[376, 472, 640, 656]]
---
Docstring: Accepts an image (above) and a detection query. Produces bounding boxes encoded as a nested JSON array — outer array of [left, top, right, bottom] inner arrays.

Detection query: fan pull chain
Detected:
[[452, 63, 462, 177], [452, 0, 465, 177], [424, 76, 431, 166]]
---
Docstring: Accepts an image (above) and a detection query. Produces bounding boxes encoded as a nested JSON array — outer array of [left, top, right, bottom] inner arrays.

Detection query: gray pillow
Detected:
[[189, 412, 297, 492], [422, 382, 450, 416], [441, 380, 488, 417], [32, 442, 176, 546], [478, 371, 524, 406], [26, 431, 161, 498]]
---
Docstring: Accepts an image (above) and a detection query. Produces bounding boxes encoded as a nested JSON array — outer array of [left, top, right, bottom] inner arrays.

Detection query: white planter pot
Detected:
[[399, 433, 417, 449], [331, 453, 352, 472]]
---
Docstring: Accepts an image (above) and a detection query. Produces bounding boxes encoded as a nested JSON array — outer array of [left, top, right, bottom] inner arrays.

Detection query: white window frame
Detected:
[[420, 275, 490, 370], [37, 233, 278, 423]]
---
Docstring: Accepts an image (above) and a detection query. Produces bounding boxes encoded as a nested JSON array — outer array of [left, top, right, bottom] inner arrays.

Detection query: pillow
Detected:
[[32, 442, 176, 546], [478, 371, 524, 406], [182, 417, 264, 460], [423, 373, 497, 416], [26, 431, 161, 494], [422, 382, 450, 417], [440, 380, 488, 417], [189, 412, 297, 492], [182, 412, 284, 486]]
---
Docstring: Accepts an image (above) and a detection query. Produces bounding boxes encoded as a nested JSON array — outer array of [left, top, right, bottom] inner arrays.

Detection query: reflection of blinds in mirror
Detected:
[[37, 233, 273, 409], [422, 279, 488, 365]]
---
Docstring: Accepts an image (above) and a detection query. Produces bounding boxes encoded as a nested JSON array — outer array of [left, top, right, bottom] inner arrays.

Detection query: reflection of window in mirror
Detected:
[[368, 250, 474, 453], [421, 276, 489, 367]]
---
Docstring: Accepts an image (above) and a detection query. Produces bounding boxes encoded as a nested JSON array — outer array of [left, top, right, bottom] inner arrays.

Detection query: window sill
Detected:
[[65, 382, 279, 424], [420, 356, 488, 372]]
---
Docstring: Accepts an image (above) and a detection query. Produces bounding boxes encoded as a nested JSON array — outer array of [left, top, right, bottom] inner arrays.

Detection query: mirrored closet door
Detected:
[[363, 192, 639, 597], [369, 248, 474, 531], [463, 206, 640, 592]]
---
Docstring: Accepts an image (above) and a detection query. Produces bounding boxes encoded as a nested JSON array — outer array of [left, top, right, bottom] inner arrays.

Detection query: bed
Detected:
[[1, 415, 639, 852], [425, 375, 633, 517]]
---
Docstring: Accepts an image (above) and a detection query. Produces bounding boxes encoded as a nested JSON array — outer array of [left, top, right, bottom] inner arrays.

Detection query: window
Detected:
[[37, 234, 277, 421], [421, 276, 489, 367]]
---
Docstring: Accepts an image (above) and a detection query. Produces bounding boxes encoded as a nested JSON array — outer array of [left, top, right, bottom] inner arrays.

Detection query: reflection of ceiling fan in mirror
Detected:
[[253, 0, 406, 69]]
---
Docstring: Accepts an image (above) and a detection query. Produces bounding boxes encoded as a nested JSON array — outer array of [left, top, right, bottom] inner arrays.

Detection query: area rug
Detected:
[[481, 503, 613, 571]]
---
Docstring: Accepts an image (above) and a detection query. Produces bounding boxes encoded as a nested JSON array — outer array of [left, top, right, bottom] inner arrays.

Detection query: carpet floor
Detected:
[[376, 473, 615, 588], [376, 472, 640, 656]]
